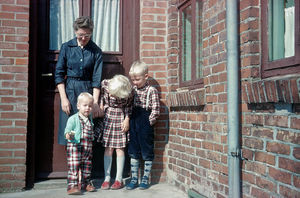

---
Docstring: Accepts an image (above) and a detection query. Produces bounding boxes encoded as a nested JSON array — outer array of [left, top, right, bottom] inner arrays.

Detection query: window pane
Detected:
[[49, 0, 79, 50], [268, 0, 295, 61], [182, 5, 192, 82], [196, 0, 203, 79], [92, 0, 120, 52]]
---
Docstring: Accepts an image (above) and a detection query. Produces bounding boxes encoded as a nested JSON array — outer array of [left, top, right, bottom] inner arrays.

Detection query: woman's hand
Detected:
[[61, 97, 71, 115], [92, 103, 105, 118], [121, 117, 130, 133]]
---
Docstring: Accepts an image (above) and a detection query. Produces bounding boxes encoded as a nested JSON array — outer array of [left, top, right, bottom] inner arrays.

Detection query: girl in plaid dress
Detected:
[[99, 75, 133, 190]]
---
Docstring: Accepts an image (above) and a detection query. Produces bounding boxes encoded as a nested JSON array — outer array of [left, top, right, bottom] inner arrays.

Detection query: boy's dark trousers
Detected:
[[128, 106, 154, 161]]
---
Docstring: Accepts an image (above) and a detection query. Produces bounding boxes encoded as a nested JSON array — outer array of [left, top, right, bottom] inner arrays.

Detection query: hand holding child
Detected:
[[121, 117, 130, 133]]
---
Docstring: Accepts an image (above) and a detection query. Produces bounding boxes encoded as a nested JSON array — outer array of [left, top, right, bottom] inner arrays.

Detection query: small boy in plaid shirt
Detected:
[[64, 92, 96, 195], [126, 60, 160, 190]]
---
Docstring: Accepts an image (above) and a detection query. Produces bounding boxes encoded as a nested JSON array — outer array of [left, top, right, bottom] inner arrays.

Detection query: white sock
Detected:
[[115, 156, 125, 182], [104, 155, 112, 182]]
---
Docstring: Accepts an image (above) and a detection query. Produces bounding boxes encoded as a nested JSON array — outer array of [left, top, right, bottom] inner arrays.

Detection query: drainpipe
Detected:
[[226, 0, 241, 198]]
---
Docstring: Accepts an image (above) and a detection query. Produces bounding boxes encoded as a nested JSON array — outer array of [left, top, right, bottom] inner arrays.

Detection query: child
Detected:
[[100, 74, 133, 190], [64, 92, 96, 195], [126, 60, 160, 190]]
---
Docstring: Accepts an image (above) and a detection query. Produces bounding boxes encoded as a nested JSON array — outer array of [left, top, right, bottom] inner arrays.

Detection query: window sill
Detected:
[[243, 74, 300, 104], [167, 88, 205, 107]]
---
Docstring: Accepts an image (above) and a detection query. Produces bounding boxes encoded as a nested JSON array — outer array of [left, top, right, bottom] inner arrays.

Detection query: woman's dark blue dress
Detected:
[[55, 38, 103, 145]]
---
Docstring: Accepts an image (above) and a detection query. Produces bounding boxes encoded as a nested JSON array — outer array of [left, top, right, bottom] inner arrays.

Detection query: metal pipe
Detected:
[[226, 0, 241, 197]]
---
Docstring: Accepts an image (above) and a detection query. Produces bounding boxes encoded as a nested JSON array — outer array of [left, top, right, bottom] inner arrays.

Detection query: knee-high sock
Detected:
[[142, 161, 153, 182], [115, 156, 125, 182], [130, 158, 139, 181], [104, 155, 112, 182]]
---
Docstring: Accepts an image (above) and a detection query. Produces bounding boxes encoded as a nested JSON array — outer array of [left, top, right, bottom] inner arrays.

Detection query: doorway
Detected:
[[28, 0, 139, 184]]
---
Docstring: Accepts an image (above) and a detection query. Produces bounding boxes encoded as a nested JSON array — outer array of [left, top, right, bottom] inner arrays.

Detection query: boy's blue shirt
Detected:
[[64, 112, 94, 143]]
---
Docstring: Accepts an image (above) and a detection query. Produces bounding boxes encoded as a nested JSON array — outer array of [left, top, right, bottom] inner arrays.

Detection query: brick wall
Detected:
[[163, 0, 300, 197], [0, 0, 29, 192], [140, 0, 169, 183]]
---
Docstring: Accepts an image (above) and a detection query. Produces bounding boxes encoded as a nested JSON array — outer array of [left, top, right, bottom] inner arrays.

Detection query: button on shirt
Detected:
[[54, 38, 103, 88]]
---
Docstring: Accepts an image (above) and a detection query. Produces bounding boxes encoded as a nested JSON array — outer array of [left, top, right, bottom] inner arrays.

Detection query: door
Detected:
[[34, 0, 139, 179]]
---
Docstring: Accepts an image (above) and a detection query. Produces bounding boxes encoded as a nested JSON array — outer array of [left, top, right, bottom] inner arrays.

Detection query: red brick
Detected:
[[2, 20, 29, 27], [269, 167, 291, 184], [1, 5, 29, 12], [294, 175, 300, 188], [265, 115, 289, 128], [0, 27, 15, 34], [16, 13, 29, 20], [0, 74, 14, 80], [256, 177, 275, 192], [2, 50, 28, 57], [251, 187, 271, 198], [266, 142, 290, 155], [243, 137, 263, 150], [279, 157, 300, 174], [252, 128, 273, 139], [293, 147, 300, 160], [291, 118, 300, 130], [279, 185, 300, 198], [0, 0, 15, 4], [255, 151, 275, 165], [2, 81, 28, 88], [290, 79, 300, 103], [276, 130, 299, 144], [0, 58, 14, 65], [0, 42, 15, 49], [142, 8, 165, 14], [2, 66, 28, 73]]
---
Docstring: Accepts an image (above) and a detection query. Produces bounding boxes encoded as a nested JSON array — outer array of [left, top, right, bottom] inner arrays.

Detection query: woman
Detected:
[[55, 16, 103, 145]]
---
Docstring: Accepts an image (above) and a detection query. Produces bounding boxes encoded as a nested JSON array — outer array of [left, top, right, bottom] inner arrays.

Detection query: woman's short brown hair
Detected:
[[73, 16, 94, 32]]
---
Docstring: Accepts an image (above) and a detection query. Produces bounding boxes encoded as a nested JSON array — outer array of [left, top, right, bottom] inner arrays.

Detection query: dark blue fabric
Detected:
[[128, 107, 154, 161], [57, 79, 93, 145], [55, 38, 103, 88], [55, 38, 103, 145]]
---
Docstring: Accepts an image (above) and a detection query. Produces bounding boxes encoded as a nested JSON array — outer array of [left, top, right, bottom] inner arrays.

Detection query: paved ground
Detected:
[[0, 179, 188, 198]]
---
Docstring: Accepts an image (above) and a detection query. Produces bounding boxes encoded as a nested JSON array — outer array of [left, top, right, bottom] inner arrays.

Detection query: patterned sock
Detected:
[[142, 161, 153, 183], [130, 158, 139, 182], [115, 156, 125, 182], [104, 155, 112, 182]]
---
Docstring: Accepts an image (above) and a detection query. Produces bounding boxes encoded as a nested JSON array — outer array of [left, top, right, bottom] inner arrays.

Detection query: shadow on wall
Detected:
[[148, 77, 170, 184]]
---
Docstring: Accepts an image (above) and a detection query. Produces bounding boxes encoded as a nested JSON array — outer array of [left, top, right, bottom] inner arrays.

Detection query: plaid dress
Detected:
[[101, 80, 133, 148]]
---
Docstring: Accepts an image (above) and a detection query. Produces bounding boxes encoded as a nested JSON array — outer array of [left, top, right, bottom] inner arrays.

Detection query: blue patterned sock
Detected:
[[142, 161, 152, 183], [130, 158, 139, 182]]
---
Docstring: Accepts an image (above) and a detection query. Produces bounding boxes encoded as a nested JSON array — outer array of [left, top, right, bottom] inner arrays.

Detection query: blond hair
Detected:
[[108, 75, 132, 99], [129, 60, 148, 76], [77, 92, 94, 104]]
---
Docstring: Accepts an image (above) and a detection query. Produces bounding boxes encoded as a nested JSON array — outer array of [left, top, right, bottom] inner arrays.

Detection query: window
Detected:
[[178, 0, 203, 88], [262, 0, 300, 78], [49, 0, 120, 52]]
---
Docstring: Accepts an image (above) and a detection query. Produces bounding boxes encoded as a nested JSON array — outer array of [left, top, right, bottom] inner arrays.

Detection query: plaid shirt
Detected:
[[133, 82, 160, 125]]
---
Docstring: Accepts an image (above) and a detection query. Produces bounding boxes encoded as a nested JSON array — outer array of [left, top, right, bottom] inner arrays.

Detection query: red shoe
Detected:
[[111, 180, 123, 190], [101, 181, 110, 190]]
